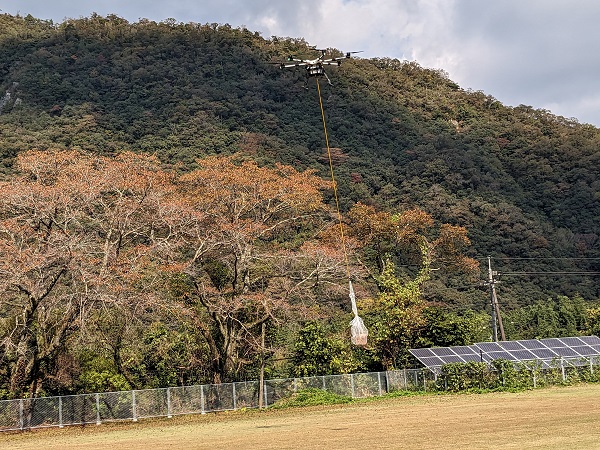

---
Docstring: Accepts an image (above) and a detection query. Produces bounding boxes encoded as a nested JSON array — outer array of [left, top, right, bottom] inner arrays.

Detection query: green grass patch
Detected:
[[270, 388, 355, 409]]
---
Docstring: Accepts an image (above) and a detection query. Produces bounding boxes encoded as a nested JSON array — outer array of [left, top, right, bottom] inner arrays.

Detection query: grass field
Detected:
[[2, 384, 600, 449]]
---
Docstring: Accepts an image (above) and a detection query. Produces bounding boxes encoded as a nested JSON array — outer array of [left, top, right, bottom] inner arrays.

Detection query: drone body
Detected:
[[276, 48, 360, 85]]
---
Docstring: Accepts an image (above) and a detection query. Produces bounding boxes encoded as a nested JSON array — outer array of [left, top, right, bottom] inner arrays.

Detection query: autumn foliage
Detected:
[[0, 150, 347, 395], [0, 150, 479, 396]]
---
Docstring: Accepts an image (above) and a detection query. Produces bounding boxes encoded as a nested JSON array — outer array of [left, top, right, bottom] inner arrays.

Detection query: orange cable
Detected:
[[316, 78, 351, 279]]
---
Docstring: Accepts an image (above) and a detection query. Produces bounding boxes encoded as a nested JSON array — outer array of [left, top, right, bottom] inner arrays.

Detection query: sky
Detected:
[[2, 0, 600, 126]]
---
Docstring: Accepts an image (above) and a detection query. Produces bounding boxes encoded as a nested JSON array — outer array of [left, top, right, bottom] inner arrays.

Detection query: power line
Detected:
[[500, 271, 600, 276], [478, 257, 600, 261], [475, 256, 600, 276]]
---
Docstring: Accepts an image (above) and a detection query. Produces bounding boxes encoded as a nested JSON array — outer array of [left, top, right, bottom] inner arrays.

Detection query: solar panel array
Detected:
[[410, 336, 600, 373]]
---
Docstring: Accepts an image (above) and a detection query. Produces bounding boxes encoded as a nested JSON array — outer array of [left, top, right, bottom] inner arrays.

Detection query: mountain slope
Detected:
[[0, 13, 598, 307]]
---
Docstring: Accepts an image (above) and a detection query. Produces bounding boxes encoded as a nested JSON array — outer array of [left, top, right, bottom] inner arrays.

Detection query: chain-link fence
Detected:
[[0, 369, 432, 432], [1, 358, 597, 432]]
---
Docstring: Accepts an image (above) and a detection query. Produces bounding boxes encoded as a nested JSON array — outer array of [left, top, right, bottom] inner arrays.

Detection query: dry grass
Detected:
[[2, 384, 600, 449]]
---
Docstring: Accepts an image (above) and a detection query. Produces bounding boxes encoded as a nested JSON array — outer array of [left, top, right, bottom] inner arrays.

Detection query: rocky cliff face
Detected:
[[0, 82, 21, 113]]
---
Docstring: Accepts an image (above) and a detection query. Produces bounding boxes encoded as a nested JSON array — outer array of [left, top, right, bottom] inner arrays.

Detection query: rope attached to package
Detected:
[[316, 78, 368, 346]]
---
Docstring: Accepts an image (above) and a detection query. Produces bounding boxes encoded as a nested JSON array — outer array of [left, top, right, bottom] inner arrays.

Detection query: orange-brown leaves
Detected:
[[0, 149, 178, 291], [177, 156, 328, 250], [0, 150, 352, 387], [181, 155, 326, 215], [348, 202, 478, 276], [348, 202, 396, 244], [432, 224, 479, 275], [393, 209, 435, 242]]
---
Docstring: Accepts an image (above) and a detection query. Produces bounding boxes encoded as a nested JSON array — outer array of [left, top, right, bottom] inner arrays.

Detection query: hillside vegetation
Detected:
[[0, 13, 599, 397]]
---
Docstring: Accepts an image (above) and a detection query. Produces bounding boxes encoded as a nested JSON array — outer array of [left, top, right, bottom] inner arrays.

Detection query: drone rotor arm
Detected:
[[281, 63, 307, 68]]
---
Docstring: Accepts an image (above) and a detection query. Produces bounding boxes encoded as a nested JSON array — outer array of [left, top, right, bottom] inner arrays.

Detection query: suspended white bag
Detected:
[[348, 281, 368, 346]]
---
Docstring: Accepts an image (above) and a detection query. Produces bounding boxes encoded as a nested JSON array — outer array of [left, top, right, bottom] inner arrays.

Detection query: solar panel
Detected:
[[520, 339, 545, 350], [480, 352, 493, 363], [487, 351, 516, 361], [559, 337, 585, 346], [430, 347, 458, 357], [540, 338, 564, 347], [498, 341, 525, 351], [562, 357, 590, 367], [419, 356, 445, 366], [439, 355, 466, 364], [572, 346, 598, 356], [579, 336, 600, 345], [510, 350, 537, 360], [460, 354, 484, 362], [452, 346, 478, 355], [530, 348, 557, 359], [551, 347, 580, 357], [409, 336, 600, 373], [477, 342, 503, 352], [410, 348, 436, 358]]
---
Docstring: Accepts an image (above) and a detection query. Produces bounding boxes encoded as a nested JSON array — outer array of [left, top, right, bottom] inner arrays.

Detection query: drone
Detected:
[[274, 48, 361, 86]]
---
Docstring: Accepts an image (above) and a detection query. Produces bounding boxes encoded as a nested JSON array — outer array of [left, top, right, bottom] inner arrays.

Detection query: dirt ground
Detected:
[[2, 384, 600, 450]]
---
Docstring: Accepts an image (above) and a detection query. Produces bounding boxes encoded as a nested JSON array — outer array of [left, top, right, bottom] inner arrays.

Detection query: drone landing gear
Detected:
[[305, 64, 333, 87]]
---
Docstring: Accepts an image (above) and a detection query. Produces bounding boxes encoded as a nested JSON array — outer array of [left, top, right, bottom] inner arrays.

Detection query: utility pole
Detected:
[[486, 256, 506, 341]]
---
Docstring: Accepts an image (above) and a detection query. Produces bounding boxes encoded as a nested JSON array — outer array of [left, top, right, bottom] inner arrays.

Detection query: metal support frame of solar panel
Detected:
[[410, 336, 600, 373]]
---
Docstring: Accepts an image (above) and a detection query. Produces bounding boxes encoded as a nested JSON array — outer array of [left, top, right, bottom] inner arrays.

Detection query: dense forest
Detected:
[[0, 13, 599, 398]]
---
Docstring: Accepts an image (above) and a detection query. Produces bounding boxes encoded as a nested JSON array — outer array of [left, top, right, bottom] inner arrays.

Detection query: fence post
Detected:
[[590, 356, 594, 375], [132, 391, 137, 422], [293, 377, 298, 393], [263, 381, 268, 407], [19, 398, 24, 430], [200, 385, 206, 414], [59, 396, 64, 428], [95, 393, 101, 425], [167, 388, 172, 418], [232, 383, 237, 410], [377, 372, 382, 396], [322, 375, 326, 390], [532, 370, 537, 389], [561, 358, 566, 382], [350, 374, 355, 398]]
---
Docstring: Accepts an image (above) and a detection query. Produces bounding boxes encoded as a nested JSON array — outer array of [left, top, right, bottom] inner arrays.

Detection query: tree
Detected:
[[0, 149, 175, 397], [291, 321, 342, 377], [349, 203, 479, 369], [418, 307, 489, 348], [348, 203, 478, 279], [503, 295, 589, 340], [167, 155, 349, 383], [364, 259, 429, 369]]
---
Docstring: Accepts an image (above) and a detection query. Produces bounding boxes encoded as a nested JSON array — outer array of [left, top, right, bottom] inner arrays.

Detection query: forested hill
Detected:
[[1, 13, 599, 307]]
